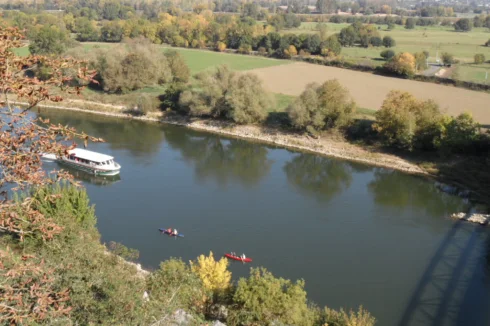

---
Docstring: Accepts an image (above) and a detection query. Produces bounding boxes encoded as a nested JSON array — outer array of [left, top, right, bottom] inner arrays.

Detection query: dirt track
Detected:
[[251, 62, 490, 125]]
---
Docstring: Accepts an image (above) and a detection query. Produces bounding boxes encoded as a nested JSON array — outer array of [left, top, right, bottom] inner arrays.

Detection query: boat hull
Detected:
[[58, 159, 121, 176], [224, 253, 252, 263]]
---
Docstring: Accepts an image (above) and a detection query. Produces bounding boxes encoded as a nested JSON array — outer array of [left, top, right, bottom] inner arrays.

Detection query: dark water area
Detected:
[[38, 108, 490, 326]]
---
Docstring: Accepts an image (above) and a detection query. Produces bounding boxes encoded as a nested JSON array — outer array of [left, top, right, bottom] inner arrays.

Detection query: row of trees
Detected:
[[338, 22, 396, 48]]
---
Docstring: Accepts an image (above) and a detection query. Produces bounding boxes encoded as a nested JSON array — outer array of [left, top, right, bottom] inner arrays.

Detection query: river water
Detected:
[[39, 109, 490, 326]]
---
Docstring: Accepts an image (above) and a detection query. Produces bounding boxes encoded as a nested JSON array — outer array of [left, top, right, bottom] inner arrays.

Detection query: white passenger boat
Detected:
[[42, 148, 121, 176]]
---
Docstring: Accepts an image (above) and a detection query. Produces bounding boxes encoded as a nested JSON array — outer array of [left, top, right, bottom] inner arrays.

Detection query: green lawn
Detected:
[[455, 63, 490, 83], [161, 47, 289, 74], [285, 23, 490, 64]]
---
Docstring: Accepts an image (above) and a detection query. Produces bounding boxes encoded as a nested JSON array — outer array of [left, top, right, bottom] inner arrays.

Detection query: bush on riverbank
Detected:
[[178, 65, 274, 124], [2, 184, 376, 325], [287, 79, 356, 134]]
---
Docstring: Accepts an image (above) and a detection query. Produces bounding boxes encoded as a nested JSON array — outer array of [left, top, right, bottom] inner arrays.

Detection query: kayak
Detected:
[[159, 228, 184, 238], [224, 253, 252, 263]]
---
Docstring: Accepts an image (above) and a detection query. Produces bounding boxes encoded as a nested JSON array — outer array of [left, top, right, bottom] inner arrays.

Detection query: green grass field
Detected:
[[284, 22, 490, 68], [161, 47, 289, 74], [455, 63, 490, 83]]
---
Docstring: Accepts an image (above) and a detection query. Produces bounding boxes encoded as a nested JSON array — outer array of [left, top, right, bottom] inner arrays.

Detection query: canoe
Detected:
[[159, 228, 184, 238], [224, 253, 252, 263]]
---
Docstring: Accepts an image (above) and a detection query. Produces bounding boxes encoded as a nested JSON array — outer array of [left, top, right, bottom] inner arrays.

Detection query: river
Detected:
[[39, 108, 490, 326]]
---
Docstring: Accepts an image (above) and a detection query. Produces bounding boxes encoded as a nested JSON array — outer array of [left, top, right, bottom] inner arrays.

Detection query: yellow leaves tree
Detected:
[[190, 251, 231, 293], [384, 52, 416, 77]]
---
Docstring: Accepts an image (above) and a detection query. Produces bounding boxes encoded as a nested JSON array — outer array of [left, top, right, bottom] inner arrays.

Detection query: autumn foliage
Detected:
[[0, 26, 98, 324], [190, 251, 232, 293], [383, 52, 416, 77]]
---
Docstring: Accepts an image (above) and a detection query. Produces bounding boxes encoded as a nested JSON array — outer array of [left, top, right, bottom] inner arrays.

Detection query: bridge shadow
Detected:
[[398, 220, 490, 326]]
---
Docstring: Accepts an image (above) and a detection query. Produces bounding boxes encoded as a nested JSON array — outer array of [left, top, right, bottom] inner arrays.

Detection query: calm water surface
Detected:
[[39, 109, 490, 326]]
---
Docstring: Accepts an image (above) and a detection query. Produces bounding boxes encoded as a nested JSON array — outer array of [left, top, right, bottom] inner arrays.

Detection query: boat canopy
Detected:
[[68, 148, 114, 163]]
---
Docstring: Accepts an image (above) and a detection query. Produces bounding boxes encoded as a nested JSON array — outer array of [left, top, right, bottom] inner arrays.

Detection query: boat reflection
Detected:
[[61, 165, 121, 186]]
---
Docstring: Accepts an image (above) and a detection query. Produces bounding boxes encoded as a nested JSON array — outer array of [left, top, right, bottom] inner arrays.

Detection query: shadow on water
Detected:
[[163, 127, 272, 187], [283, 153, 353, 202], [398, 220, 490, 326]]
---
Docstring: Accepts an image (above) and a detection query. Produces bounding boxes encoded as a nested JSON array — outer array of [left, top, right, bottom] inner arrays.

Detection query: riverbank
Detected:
[[14, 98, 490, 209], [14, 99, 426, 175]]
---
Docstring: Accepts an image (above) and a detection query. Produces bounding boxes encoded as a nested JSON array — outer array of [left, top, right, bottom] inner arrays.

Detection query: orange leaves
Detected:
[[0, 248, 72, 325]]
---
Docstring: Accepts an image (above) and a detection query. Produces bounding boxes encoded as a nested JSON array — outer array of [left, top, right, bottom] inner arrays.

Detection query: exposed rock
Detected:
[[169, 309, 194, 325], [451, 212, 490, 225], [211, 321, 227, 326], [208, 304, 229, 320]]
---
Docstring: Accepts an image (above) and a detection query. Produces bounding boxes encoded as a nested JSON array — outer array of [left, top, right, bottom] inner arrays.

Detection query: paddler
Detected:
[[167, 227, 172, 234]]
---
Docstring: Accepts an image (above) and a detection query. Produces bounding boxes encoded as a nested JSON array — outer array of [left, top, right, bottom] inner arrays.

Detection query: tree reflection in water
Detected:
[[164, 128, 272, 187], [38, 109, 166, 157], [283, 154, 353, 202], [368, 169, 467, 217]]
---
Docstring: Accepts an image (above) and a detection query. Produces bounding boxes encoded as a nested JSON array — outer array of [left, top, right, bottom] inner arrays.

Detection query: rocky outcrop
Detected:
[[451, 212, 490, 225]]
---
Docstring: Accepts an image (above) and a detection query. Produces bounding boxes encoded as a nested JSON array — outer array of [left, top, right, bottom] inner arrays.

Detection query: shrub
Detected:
[[229, 268, 316, 326], [287, 79, 356, 134], [380, 49, 395, 60], [93, 40, 175, 93], [474, 53, 486, 64], [414, 52, 428, 71], [147, 259, 209, 315], [237, 43, 252, 54], [179, 65, 273, 124], [486, 39, 490, 47], [165, 50, 190, 83], [441, 52, 454, 66], [321, 34, 342, 55], [283, 44, 298, 58], [443, 112, 480, 153], [190, 251, 231, 294], [370, 36, 382, 47], [323, 306, 376, 326], [454, 18, 472, 32], [382, 35, 396, 47], [384, 52, 416, 77], [405, 17, 415, 29], [29, 25, 70, 55], [215, 41, 226, 52]]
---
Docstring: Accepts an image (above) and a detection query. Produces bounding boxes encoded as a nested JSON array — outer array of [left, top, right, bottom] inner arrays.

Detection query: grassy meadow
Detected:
[[284, 22, 490, 80]]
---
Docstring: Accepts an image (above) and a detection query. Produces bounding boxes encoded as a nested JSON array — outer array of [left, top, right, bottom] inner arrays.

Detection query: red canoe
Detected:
[[224, 253, 252, 263]]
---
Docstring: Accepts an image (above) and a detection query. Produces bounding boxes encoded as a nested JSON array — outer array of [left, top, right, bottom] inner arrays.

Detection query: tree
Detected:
[[321, 34, 342, 56], [414, 52, 428, 71], [215, 41, 226, 52], [0, 26, 97, 325], [74, 17, 100, 41], [29, 25, 70, 55], [316, 0, 337, 14], [287, 79, 356, 134], [441, 52, 454, 66], [165, 50, 190, 83], [179, 65, 273, 124], [100, 21, 124, 42], [373, 91, 418, 148], [382, 35, 396, 47], [373, 91, 446, 150], [474, 53, 486, 64], [384, 52, 416, 77], [190, 251, 231, 294], [454, 18, 472, 32], [339, 26, 357, 47], [380, 49, 395, 60], [405, 17, 415, 29], [93, 40, 174, 93], [229, 268, 316, 326], [443, 112, 480, 152], [283, 44, 298, 58]]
